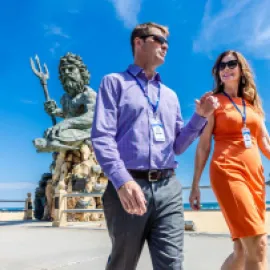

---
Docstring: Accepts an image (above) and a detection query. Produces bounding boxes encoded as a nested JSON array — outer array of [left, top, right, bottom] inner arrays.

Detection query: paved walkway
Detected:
[[0, 221, 269, 270]]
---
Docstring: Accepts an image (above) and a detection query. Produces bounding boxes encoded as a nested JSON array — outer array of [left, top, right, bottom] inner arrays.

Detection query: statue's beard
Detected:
[[63, 79, 84, 96]]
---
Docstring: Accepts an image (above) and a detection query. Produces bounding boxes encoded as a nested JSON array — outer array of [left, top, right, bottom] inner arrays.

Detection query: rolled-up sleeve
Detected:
[[91, 75, 132, 190], [174, 100, 207, 155]]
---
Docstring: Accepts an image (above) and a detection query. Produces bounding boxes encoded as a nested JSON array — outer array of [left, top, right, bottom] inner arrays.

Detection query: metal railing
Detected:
[[52, 181, 270, 227], [52, 190, 104, 227], [53, 186, 214, 227], [0, 194, 33, 220], [63, 192, 104, 214], [182, 185, 211, 190], [0, 200, 25, 203]]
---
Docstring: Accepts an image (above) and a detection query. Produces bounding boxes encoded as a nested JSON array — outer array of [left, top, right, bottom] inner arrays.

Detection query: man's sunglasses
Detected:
[[219, 60, 238, 71], [140, 34, 169, 45]]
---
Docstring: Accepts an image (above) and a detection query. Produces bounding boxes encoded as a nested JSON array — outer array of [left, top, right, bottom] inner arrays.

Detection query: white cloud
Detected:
[[44, 24, 70, 39], [0, 182, 36, 190], [20, 99, 38, 105], [109, 0, 142, 29], [49, 42, 60, 55], [193, 0, 270, 59]]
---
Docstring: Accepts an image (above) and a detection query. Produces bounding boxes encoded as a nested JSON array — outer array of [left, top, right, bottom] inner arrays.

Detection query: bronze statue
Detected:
[[31, 53, 96, 153], [30, 52, 107, 222]]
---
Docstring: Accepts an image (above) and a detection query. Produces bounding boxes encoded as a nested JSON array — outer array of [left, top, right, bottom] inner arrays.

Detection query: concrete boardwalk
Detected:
[[0, 221, 269, 270]]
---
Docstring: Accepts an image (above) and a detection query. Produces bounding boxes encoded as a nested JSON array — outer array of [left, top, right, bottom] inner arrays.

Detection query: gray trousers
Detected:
[[102, 175, 184, 270]]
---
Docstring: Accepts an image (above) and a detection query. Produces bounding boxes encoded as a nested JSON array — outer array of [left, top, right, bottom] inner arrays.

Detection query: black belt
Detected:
[[128, 169, 175, 182]]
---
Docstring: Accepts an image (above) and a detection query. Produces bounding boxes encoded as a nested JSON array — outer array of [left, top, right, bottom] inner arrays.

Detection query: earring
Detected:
[[242, 76, 246, 84]]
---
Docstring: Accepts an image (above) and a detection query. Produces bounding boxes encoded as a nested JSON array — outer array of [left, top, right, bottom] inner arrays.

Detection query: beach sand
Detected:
[[185, 210, 270, 234], [1, 210, 270, 235], [0, 211, 25, 221]]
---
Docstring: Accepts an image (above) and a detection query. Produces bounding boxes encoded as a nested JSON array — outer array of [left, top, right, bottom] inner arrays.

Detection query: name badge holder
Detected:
[[223, 92, 252, 148], [150, 117, 166, 142], [242, 125, 252, 148], [127, 70, 166, 142]]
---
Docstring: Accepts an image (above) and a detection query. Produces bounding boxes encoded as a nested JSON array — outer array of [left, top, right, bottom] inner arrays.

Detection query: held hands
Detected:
[[195, 92, 220, 118], [189, 185, 201, 211], [117, 180, 147, 216]]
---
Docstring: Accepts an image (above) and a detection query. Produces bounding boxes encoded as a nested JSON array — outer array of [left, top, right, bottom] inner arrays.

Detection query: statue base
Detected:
[[48, 144, 108, 222]]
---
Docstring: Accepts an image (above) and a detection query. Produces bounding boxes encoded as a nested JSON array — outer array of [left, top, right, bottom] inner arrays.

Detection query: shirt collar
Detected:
[[127, 64, 162, 82]]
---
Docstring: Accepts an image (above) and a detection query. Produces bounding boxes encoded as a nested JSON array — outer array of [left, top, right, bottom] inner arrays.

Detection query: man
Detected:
[[91, 22, 219, 270]]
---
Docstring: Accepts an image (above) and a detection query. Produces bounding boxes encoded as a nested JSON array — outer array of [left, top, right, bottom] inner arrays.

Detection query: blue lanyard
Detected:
[[127, 70, 161, 114], [223, 91, 246, 125]]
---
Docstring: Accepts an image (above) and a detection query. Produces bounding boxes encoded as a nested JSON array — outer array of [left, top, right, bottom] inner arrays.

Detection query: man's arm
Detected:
[[174, 102, 207, 155], [174, 92, 219, 155], [258, 119, 270, 160], [91, 75, 147, 216], [91, 75, 132, 190]]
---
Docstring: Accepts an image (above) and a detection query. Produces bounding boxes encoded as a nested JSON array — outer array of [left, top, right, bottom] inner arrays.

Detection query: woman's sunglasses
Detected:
[[140, 34, 169, 45], [219, 60, 238, 71]]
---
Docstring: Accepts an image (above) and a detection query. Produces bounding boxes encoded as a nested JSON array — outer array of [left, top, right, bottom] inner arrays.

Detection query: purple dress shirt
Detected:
[[91, 64, 207, 190]]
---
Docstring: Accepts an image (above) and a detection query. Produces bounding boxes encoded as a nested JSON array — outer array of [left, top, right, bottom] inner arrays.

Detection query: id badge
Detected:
[[242, 127, 252, 148], [151, 118, 165, 142]]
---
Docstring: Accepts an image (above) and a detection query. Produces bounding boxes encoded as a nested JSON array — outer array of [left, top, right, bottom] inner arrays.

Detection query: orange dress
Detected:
[[210, 93, 266, 240]]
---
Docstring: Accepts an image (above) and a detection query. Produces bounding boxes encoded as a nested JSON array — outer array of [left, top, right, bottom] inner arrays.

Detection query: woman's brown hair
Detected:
[[212, 50, 264, 117]]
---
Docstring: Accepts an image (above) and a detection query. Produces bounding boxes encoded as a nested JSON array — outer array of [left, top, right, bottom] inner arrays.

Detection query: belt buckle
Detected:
[[148, 170, 158, 182]]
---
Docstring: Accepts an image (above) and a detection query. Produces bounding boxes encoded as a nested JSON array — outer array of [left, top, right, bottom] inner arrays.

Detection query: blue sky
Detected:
[[1, 0, 270, 207]]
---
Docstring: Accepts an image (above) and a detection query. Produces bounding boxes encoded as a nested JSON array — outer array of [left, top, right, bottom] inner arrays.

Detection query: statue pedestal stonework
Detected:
[[52, 189, 67, 227], [51, 144, 107, 222]]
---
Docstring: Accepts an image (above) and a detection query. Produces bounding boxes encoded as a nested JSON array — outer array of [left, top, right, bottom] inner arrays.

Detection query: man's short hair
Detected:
[[130, 22, 169, 55]]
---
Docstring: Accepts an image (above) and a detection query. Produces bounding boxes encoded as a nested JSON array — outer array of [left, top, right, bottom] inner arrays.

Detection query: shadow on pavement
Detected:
[[0, 220, 42, 226]]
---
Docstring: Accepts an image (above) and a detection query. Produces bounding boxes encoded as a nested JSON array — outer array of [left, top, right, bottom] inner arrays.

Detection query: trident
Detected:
[[30, 55, 57, 126]]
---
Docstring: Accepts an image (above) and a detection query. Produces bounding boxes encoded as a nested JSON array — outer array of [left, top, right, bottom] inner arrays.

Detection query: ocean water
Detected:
[[0, 207, 25, 212], [184, 202, 221, 211], [184, 201, 270, 211], [1, 201, 270, 211]]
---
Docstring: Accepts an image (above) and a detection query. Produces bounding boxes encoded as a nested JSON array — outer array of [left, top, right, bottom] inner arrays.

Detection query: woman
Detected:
[[189, 50, 270, 270]]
